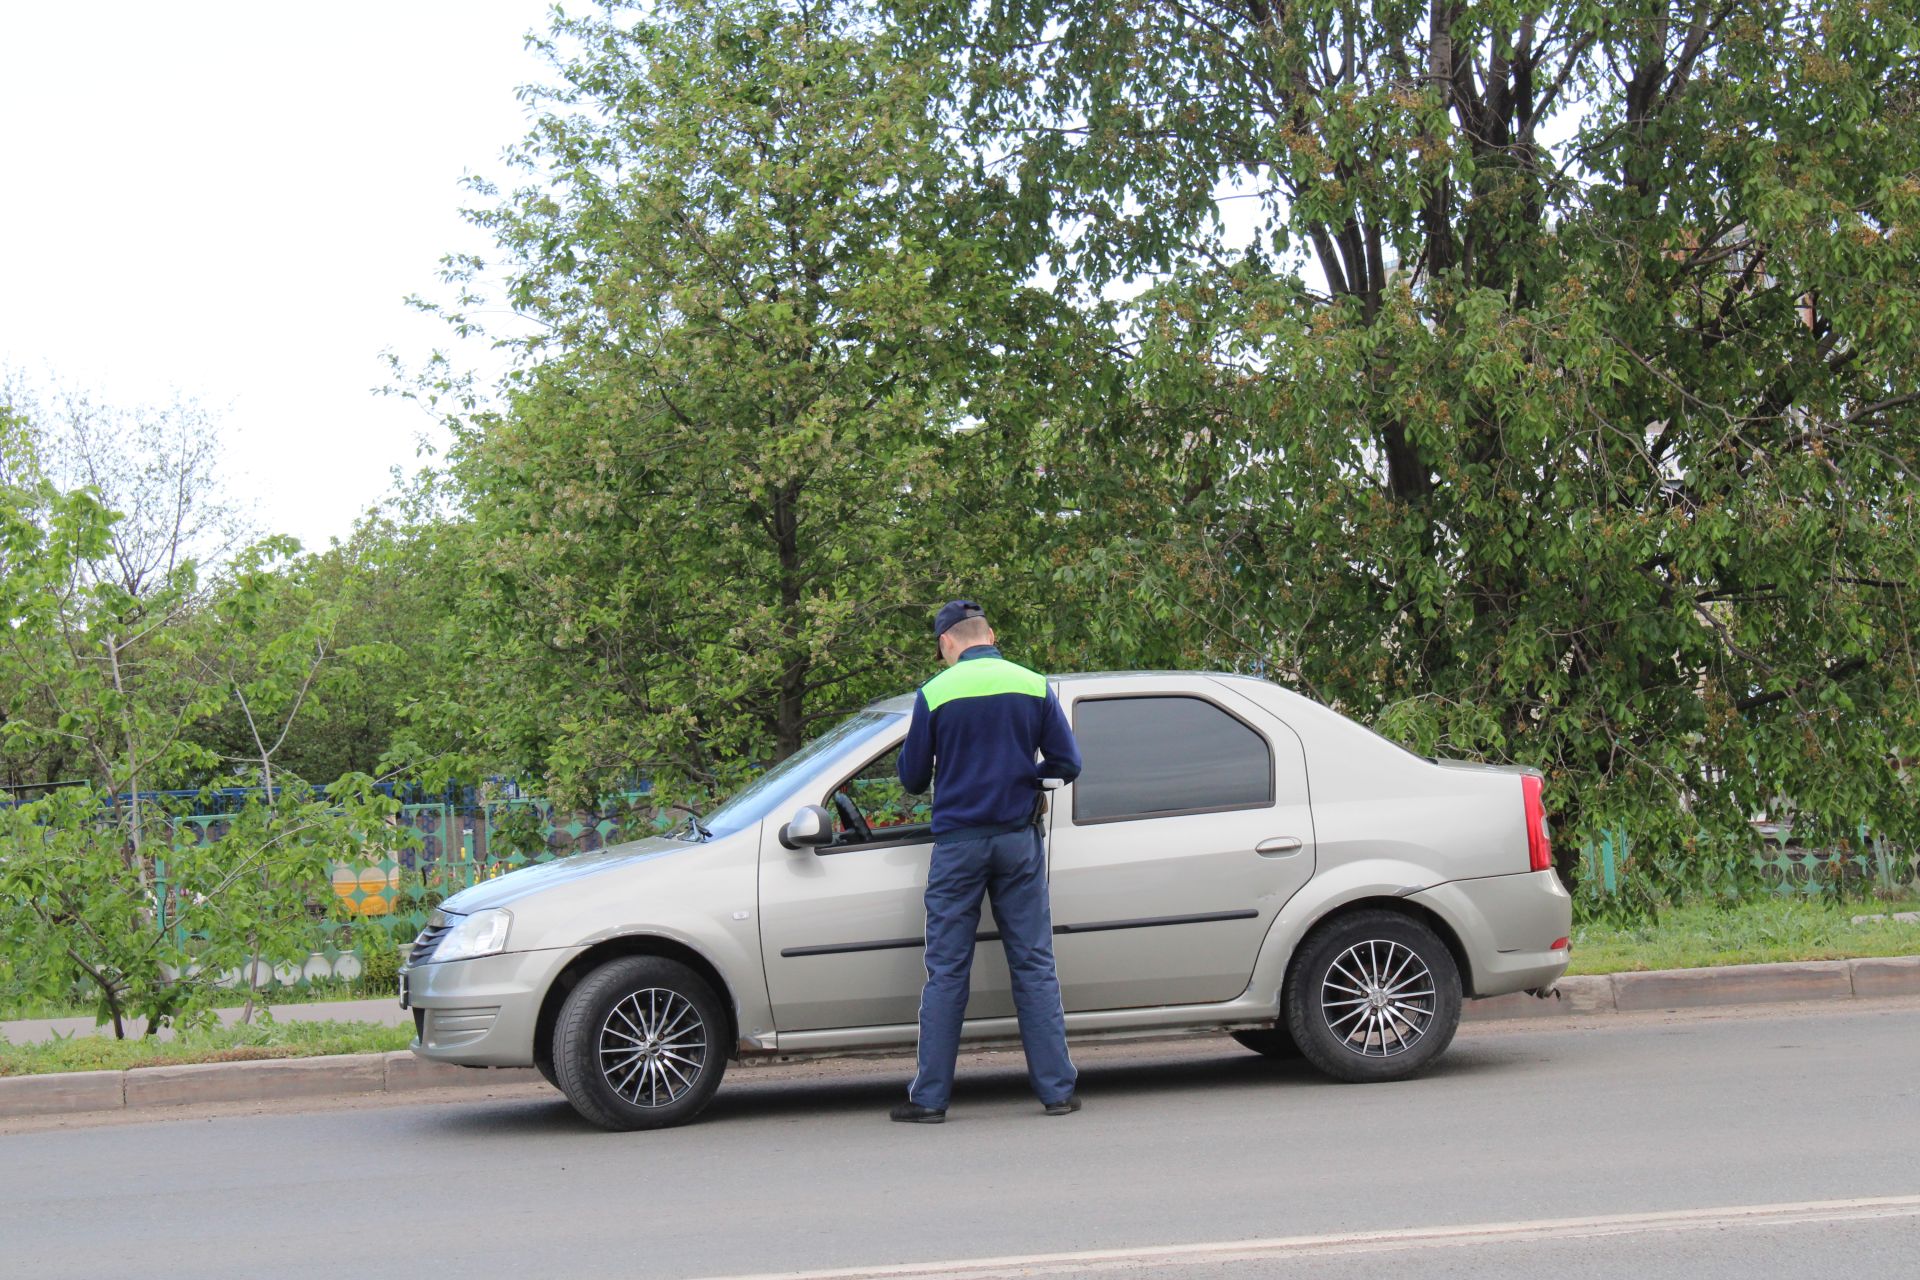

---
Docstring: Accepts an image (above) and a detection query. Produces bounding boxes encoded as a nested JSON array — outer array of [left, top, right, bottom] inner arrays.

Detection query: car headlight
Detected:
[[433, 908, 513, 962]]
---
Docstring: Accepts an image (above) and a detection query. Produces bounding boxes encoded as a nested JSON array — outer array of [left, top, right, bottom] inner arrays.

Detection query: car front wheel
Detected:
[[553, 956, 728, 1130], [1285, 910, 1461, 1083], [533, 1046, 559, 1091]]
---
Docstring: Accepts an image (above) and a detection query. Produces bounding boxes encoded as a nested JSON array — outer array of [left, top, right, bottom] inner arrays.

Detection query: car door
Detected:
[[756, 738, 1014, 1032], [1047, 677, 1316, 1012]]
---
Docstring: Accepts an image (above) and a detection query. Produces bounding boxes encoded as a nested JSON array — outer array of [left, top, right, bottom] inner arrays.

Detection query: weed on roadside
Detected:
[[0, 1020, 414, 1077], [1568, 895, 1920, 974]]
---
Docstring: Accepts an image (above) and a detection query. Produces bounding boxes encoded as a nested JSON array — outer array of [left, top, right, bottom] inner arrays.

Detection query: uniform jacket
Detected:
[[897, 645, 1082, 839]]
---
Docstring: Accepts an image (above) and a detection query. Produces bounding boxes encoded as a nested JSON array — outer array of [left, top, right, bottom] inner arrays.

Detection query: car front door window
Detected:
[[830, 746, 933, 848]]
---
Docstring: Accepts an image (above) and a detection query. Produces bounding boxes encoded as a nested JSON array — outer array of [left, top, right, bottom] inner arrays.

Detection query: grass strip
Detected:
[[1568, 895, 1920, 975], [0, 975, 397, 1022], [0, 1019, 414, 1077]]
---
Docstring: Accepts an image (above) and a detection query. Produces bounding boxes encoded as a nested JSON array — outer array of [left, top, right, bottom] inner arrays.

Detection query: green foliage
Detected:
[[1566, 895, 1920, 974], [0, 777, 411, 1037], [194, 475, 471, 787], [410, 0, 1053, 805], [484, 803, 551, 863], [0, 394, 421, 1035], [7, 0, 1918, 966], [894, 0, 1920, 896], [355, 931, 401, 996]]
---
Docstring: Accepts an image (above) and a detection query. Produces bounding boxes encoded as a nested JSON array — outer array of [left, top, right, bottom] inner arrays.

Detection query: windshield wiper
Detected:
[[668, 803, 712, 841]]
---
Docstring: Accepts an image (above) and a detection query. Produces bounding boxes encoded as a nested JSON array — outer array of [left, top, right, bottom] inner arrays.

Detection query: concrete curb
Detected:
[[0, 1069, 127, 1118], [1461, 955, 1920, 1022], [123, 1053, 386, 1109], [0, 1050, 539, 1119], [5, 955, 1917, 1119], [1848, 955, 1920, 998]]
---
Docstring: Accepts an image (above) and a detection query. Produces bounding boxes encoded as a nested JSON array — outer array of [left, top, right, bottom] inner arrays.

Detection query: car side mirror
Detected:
[[779, 804, 833, 850]]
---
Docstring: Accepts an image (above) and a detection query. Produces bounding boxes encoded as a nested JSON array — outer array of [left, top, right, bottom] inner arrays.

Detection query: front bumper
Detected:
[[401, 945, 586, 1067], [1408, 869, 1572, 998]]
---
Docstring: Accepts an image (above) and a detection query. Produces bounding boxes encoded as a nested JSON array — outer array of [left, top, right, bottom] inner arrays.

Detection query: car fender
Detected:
[[548, 913, 775, 1052], [1244, 859, 1481, 1007]]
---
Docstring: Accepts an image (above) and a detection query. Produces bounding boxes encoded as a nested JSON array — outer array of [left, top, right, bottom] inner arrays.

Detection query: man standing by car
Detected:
[[891, 600, 1083, 1123]]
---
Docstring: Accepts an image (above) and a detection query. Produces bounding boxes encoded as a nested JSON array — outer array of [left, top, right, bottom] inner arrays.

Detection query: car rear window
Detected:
[[1071, 695, 1274, 823]]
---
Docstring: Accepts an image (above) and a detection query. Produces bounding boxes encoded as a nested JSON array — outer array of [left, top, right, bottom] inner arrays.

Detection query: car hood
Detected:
[[436, 835, 696, 915]]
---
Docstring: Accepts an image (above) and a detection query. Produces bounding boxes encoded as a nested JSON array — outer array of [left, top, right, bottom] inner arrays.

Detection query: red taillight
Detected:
[[1551, 937, 1570, 951], [1522, 773, 1552, 872]]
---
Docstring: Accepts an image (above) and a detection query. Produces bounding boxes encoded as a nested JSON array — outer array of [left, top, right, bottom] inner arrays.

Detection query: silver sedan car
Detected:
[[401, 672, 1571, 1129]]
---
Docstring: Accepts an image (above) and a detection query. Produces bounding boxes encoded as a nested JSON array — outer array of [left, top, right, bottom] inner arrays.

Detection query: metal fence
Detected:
[[147, 800, 1915, 976], [157, 794, 674, 978], [1581, 826, 1914, 899]]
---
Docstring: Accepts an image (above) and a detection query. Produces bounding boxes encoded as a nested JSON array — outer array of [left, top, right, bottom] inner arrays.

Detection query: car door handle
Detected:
[[1255, 836, 1303, 856]]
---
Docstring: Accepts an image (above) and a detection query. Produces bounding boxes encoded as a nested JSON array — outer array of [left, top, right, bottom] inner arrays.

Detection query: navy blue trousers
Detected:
[[909, 825, 1076, 1109]]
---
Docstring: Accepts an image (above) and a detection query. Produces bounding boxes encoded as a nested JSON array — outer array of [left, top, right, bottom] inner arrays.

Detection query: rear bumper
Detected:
[[400, 946, 585, 1067], [1408, 869, 1572, 998]]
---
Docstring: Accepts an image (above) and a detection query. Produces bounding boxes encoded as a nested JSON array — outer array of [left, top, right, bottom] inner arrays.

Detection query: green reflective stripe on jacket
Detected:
[[921, 656, 1047, 712]]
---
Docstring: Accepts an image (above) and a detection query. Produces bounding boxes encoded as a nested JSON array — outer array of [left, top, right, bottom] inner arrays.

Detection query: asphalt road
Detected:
[[5, 999, 1917, 1280]]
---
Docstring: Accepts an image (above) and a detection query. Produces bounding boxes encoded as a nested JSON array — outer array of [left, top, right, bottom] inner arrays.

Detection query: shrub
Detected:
[[356, 933, 401, 996]]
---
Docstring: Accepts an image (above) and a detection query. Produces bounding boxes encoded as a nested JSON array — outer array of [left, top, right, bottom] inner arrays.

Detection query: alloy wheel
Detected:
[[599, 987, 708, 1107], [1320, 938, 1436, 1058]]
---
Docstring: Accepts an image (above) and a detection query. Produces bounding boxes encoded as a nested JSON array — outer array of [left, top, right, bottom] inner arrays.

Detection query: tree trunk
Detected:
[[770, 481, 809, 760], [105, 632, 150, 899]]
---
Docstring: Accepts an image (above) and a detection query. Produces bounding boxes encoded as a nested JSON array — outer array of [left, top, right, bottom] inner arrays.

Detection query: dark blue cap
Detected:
[[934, 599, 987, 638]]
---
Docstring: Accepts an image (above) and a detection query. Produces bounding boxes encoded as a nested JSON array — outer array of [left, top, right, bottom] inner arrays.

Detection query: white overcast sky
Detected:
[[2, 1, 555, 551]]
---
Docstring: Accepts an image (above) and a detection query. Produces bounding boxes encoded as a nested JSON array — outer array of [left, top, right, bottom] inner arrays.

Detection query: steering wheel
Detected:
[[833, 789, 873, 843]]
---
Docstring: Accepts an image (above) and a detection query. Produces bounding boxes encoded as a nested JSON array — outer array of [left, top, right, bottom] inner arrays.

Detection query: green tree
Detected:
[[0, 399, 227, 885], [0, 385, 73, 795], [418, 0, 1048, 803], [895, 0, 1920, 900], [0, 396, 407, 1034], [191, 476, 470, 787]]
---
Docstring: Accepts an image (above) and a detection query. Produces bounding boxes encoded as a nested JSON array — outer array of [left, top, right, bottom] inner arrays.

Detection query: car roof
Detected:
[[864, 670, 1261, 714]]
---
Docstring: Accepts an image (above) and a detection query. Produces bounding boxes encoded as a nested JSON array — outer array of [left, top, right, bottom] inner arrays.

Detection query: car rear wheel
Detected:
[[1285, 910, 1461, 1083], [553, 956, 728, 1130]]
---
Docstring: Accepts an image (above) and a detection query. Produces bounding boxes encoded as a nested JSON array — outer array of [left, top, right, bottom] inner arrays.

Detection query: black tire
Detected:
[[1285, 910, 1461, 1084], [553, 956, 728, 1131], [1231, 1026, 1303, 1059], [534, 1046, 559, 1091]]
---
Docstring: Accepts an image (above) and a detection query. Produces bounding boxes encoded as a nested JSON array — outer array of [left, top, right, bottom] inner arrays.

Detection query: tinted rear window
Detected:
[[1072, 695, 1273, 823]]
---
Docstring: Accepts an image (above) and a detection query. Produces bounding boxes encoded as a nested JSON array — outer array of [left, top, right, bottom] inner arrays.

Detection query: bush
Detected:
[[0, 777, 415, 1036], [356, 934, 401, 996]]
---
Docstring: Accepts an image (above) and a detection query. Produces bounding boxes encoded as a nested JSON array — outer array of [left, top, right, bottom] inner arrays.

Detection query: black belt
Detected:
[[933, 816, 1038, 845]]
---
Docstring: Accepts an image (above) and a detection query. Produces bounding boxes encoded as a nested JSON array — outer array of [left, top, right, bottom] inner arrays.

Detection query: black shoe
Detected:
[[890, 1101, 946, 1124], [1043, 1094, 1082, 1116]]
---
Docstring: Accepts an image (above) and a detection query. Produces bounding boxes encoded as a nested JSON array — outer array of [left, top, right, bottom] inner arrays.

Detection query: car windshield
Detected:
[[692, 710, 901, 840]]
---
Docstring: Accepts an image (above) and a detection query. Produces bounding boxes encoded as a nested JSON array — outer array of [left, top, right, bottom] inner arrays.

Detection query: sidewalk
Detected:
[[0, 996, 408, 1045]]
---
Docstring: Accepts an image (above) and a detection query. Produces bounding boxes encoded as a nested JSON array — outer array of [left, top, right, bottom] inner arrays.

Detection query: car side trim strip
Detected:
[[780, 936, 964, 959], [1055, 908, 1258, 935], [779, 909, 1258, 958]]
